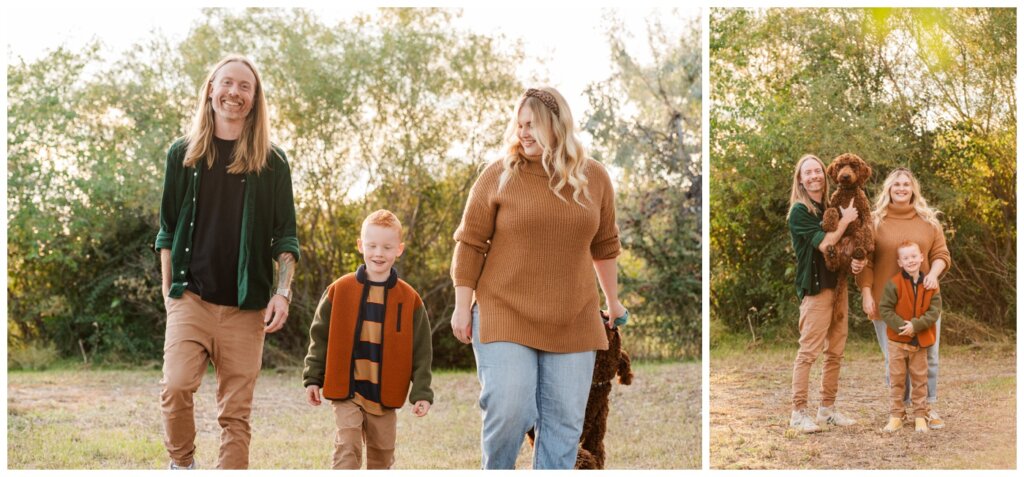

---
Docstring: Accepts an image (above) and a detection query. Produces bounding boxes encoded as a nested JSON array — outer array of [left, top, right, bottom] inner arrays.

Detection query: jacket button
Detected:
[[185, 248, 189, 252], [180, 271, 185, 275]]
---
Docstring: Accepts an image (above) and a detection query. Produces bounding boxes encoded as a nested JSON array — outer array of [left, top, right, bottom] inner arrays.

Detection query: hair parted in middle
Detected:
[[361, 209, 403, 240], [871, 168, 942, 230], [183, 54, 276, 175], [499, 86, 592, 206], [787, 154, 830, 220]]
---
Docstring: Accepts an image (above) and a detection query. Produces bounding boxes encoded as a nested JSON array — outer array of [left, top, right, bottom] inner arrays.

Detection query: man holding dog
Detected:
[[786, 154, 864, 433]]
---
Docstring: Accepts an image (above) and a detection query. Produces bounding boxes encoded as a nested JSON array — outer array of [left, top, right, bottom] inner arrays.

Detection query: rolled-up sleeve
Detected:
[[155, 142, 182, 251], [270, 147, 300, 262], [590, 163, 621, 260]]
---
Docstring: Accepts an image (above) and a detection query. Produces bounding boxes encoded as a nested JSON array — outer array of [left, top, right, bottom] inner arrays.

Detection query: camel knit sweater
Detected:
[[451, 157, 621, 353], [856, 203, 952, 309]]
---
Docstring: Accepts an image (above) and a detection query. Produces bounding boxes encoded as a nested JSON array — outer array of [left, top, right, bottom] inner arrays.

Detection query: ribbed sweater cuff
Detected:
[[591, 242, 622, 260]]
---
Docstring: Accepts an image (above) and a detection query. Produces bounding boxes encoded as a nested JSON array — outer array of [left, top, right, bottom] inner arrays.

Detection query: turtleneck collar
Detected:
[[355, 264, 399, 289], [518, 154, 550, 177], [886, 202, 917, 219]]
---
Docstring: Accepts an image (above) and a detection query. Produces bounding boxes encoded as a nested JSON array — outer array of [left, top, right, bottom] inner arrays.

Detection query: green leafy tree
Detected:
[[710, 8, 1016, 344], [585, 10, 702, 358]]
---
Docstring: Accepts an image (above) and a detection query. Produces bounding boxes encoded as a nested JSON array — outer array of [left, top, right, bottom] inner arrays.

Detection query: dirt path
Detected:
[[710, 341, 1016, 469]]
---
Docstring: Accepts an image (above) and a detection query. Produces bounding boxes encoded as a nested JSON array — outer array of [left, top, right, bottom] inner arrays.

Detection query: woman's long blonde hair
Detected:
[[498, 86, 591, 206], [871, 168, 942, 229], [183, 54, 273, 174], [787, 154, 829, 219]]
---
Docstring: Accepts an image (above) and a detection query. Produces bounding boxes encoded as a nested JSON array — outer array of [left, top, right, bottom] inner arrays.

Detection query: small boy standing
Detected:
[[878, 240, 941, 433], [303, 209, 433, 469]]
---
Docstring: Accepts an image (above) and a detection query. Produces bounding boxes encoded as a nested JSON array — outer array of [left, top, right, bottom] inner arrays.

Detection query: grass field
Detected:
[[8, 360, 700, 469], [710, 340, 1016, 469]]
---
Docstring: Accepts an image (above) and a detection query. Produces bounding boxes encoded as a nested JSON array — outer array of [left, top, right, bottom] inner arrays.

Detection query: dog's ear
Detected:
[[825, 160, 839, 183], [858, 159, 872, 183]]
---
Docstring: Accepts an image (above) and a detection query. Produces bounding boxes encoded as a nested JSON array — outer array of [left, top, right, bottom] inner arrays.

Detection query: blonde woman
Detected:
[[155, 54, 299, 469], [450, 87, 626, 469], [786, 154, 862, 433], [856, 167, 951, 429]]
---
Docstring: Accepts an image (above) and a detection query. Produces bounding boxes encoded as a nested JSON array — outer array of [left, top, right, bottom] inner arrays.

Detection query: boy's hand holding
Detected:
[[412, 400, 430, 417], [306, 385, 322, 406], [898, 321, 915, 337]]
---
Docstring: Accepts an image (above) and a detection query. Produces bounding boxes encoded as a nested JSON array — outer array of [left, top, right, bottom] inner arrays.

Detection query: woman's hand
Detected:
[[451, 306, 473, 344], [607, 301, 627, 329], [861, 289, 877, 320], [923, 271, 940, 290], [850, 258, 866, 275]]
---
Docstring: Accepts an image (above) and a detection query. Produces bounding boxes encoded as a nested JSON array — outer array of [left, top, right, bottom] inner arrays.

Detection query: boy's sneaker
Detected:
[[817, 405, 856, 426], [169, 460, 196, 470], [790, 409, 822, 433], [914, 417, 929, 433], [882, 416, 903, 433], [926, 409, 945, 429]]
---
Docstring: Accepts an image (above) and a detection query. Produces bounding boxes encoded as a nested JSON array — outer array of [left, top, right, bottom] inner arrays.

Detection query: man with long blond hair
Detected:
[[154, 54, 299, 469], [786, 154, 862, 433]]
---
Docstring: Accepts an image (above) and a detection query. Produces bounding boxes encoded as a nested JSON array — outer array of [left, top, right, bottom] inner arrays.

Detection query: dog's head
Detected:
[[827, 153, 871, 188]]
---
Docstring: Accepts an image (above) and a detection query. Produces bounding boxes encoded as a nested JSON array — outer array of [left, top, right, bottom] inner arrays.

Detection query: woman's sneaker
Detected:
[[926, 409, 945, 429], [790, 409, 822, 433], [817, 405, 856, 426], [882, 416, 903, 433]]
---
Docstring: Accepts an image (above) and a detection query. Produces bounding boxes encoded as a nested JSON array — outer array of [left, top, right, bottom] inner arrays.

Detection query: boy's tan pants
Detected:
[[888, 340, 929, 418], [160, 291, 266, 469], [331, 399, 397, 469], [792, 287, 848, 411]]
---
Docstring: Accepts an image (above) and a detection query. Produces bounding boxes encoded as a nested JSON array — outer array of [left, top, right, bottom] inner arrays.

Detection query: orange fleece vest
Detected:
[[321, 273, 421, 407], [886, 273, 937, 348]]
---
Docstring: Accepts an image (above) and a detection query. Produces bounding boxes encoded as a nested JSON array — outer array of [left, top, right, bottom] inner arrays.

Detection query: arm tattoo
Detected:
[[276, 252, 296, 290]]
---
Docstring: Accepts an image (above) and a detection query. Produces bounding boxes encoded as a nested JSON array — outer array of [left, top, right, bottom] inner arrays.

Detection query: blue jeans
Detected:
[[471, 306, 596, 469], [873, 317, 940, 404]]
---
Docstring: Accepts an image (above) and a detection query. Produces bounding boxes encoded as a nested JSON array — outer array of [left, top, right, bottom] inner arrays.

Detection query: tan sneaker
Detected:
[[882, 416, 903, 433], [790, 409, 822, 433], [926, 409, 945, 429], [817, 405, 856, 426], [915, 417, 929, 433]]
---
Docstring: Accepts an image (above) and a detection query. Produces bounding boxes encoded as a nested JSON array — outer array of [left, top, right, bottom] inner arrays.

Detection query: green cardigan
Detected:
[[154, 138, 300, 310], [788, 202, 833, 300]]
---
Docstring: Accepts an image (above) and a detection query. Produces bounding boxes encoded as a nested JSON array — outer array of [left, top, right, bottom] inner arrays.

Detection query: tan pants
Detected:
[[331, 399, 397, 469], [792, 287, 848, 411], [160, 291, 266, 469], [888, 340, 929, 418]]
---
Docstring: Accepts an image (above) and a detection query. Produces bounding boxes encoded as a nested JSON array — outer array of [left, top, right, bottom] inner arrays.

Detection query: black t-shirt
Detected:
[[186, 137, 246, 306]]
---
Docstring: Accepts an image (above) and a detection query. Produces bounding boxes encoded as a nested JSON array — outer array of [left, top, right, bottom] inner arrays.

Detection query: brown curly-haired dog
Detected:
[[527, 314, 633, 469], [820, 153, 874, 273]]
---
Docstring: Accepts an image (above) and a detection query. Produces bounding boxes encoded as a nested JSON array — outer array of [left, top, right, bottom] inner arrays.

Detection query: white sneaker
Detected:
[[926, 409, 945, 429], [169, 460, 196, 470], [790, 409, 822, 433], [817, 405, 856, 426]]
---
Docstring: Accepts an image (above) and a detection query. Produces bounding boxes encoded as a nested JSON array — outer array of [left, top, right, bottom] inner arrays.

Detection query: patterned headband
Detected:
[[522, 88, 560, 117]]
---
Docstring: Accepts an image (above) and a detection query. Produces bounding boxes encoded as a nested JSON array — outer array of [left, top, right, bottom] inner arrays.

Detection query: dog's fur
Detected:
[[820, 153, 874, 273], [527, 317, 633, 469]]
